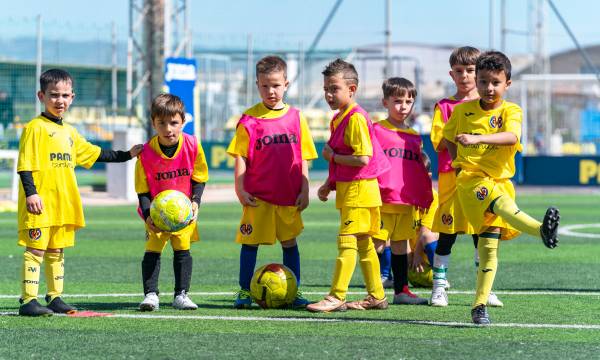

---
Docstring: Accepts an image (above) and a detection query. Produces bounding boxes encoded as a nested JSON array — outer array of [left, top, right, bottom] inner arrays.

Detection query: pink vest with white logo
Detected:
[[140, 133, 198, 198], [374, 123, 433, 209], [327, 105, 390, 184], [436, 98, 464, 173], [239, 107, 303, 206]]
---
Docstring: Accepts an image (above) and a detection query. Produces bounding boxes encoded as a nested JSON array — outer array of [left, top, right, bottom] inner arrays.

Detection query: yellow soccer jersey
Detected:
[[443, 100, 523, 179], [17, 115, 101, 230], [430, 96, 456, 151], [135, 135, 209, 194], [226, 102, 318, 160]]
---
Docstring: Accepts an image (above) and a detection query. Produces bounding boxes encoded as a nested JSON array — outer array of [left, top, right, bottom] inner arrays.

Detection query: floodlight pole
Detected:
[[384, 0, 391, 78], [35, 15, 42, 115]]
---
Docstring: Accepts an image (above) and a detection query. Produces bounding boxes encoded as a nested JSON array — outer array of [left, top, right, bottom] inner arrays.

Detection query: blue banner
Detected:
[[164, 57, 197, 135]]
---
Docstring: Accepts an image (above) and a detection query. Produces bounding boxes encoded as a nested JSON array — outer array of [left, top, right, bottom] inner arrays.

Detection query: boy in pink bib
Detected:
[[227, 56, 318, 309]]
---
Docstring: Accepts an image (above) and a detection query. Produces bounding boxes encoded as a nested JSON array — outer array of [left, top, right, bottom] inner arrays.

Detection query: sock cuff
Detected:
[[241, 244, 258, 253], [24, 251, 43, 264], [44, 252, 63, 262], [337, 235, 358, 250], [282, 244, 299, 253]]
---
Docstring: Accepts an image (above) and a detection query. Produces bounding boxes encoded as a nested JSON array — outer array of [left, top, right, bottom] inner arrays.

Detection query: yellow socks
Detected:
[[21, 251, 43, 304], [329, 235, 358, 301], [44, 252, 64, 301], [357, 236, 385, 300], [491, 195, 541, 237], [473, 233, 499, 307]]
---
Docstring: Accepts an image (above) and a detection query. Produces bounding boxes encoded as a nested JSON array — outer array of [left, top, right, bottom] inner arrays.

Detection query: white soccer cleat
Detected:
[[444, 279, 451, 290], [487, 292, 504, 307], [172, 291, 198, 310], [430, 286, 448, 307], [139, 292, 160, 311]]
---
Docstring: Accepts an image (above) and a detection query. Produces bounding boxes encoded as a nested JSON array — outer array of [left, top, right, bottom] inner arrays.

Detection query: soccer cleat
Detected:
[[346, 295, 389, 310], [18, 299, 53, 317], [471, 304, 491, 325], [381, 276, 394, 289], [540, 207, 560, 249], [306, 295, 347, 313], [393, 291, 429, 305], [234, 289, 253, 309], [444, 279, 451, 290], [139, 292, 160, 311], [172, 291, 198, 310], [45, 296, 77, 314], [430, 286, 448, 307], [291, 291, 312, 309], [487, 292, 504, 307]]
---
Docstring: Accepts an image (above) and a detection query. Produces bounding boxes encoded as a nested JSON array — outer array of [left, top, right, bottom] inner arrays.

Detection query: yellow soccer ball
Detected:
[[150, 190, 193, 232], [408, 263, 434, 288], [250, 263, 298, 309]]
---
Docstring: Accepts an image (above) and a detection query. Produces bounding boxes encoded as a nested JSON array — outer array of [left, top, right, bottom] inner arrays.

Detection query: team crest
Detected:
[[489, 115, 503, 129], [476, 187, 489, 200], [28, 228, 42, 240], [441, 214, 453, 226], [240, 224, 253, 235]]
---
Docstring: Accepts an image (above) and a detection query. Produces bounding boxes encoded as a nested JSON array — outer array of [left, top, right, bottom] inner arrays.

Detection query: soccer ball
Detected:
[[250, 263, 298, 309], [150, 190, 193, 232], [408, 263, 433, 288]]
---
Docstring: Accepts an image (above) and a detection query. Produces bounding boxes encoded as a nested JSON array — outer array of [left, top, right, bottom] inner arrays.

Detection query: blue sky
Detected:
[[2, 0, 598, 56]]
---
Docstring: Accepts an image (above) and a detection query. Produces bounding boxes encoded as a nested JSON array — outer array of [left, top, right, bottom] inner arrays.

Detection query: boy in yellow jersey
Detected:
[[443, 51, 559, 325], [135, 94, 209, 311], [227, 56, 317, 309], [17, 69, 142, 316], [430, 46, 503, 308], [307, 59, 390, 312]]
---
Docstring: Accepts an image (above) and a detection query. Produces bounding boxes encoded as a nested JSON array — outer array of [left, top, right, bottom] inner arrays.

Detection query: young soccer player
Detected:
[[307, 59, 390, 312], [429, 46, 504, 308], [227, 55, 317, 309], [17, 69, 142, 316], [443, 51, 559, 324], [371, 77, 432, 305], [136, 94, 208, 311]]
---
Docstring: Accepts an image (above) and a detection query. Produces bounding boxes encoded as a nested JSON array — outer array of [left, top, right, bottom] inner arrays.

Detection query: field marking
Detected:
[[1, 311, 599, 330], [559, 223, 600, 239], [0, 289, 599, 299]]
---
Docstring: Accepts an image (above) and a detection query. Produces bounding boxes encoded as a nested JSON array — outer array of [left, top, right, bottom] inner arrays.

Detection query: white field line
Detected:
[[1, 311, 599, 330], [558, 224, 600, 239], [1, 289, 599, 299]]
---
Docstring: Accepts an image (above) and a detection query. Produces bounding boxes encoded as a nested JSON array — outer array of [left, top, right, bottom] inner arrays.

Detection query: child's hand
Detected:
[[322, 144, 334, 162], [25, 194, 43, 215], [295, 190, 309, 211], [455, 134, 479, 146], [188, 202, 199, 224], [145, 216, 162, 233], [129, 144, 144, 158], [317, 184, 331, 202], [237, 190, 258, 207], [410, 254, 425, 273]]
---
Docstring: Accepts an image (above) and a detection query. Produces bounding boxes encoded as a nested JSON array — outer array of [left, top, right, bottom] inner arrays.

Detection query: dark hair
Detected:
[[382, 77, 417, 99], [322, 58, 359, 86], [421, 151, 431, 172], [151, 94, 186, 122], [40, 69, 73, 93], [256, 55, 287, 78], [476, 51, 512, 80], [449, 46, 481, 67]]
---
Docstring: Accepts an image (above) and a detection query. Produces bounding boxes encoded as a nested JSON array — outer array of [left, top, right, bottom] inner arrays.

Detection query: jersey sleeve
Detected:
[[192, 142, 210, 183], [503, 104, 522, 141], [226, 124, 249, 158], [72, 129, 102, 169], [344, 113, 373, 156], [442, 111, 459, 144], [134, 158, 150, 194], [299, 113, 318, 160], [17, 124, 40, 172], [430, 105, 445, 151]]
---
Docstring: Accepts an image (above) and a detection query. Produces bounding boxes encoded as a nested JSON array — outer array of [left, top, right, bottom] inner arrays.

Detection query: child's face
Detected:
[[382, 94, 414, 124], [323, 74, 356, 110], [476, 69, 511, 108], [152, 114, 184, 146], [449, 64, 477, 95], [256, 71, 288, 109], [37, 81, 74, 118]]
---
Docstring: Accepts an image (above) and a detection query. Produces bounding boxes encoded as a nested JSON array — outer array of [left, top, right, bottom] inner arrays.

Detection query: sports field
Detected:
[[0, 193, 599, 359]]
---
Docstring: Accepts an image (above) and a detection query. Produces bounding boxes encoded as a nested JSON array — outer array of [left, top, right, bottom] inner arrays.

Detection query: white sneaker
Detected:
[[139, 292, 159, 311], [172, 291, 198, 310], [430, 286, 448, 307], [381, 276, 394, 289], [444, 279, 451, 290], [487, 292, 504, 307]]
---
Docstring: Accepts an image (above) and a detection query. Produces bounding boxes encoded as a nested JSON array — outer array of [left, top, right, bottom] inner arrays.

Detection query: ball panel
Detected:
[[250, 263, 298, 309]]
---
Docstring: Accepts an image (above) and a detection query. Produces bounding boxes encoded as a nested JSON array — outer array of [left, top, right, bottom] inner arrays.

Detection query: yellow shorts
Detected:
[[18, 225, 76, 250], [373, 206, 416, 241], [236, 198, 303, 245], [437, 171, 456, 204], [431, 189, 476, 234], [146, 221, 199, 252], [339, 206, 380, 235], [416, 189, 438, 230], [456, 171, 520, 240]]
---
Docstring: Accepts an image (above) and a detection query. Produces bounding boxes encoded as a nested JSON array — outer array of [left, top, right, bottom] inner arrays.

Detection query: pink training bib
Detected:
[[436, 98, 465, 173], [238, 107, 303, 206], [374, 123, 433, 209]]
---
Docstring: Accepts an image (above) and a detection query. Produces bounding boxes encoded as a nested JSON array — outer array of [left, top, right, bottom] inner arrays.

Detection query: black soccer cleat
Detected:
[[46, 296, 77, 314], [19, 299, 54, 317], [471, 304, 491, 325], [540, 207, 560, 249]]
